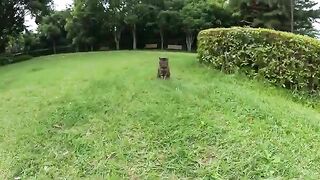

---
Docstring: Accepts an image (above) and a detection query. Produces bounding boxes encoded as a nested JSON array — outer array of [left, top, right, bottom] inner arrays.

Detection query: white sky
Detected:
[[315, 0, 320, 30], [54, 0, 73, 11], [25, 0, 320, 32], [25, 0, 73, 31]]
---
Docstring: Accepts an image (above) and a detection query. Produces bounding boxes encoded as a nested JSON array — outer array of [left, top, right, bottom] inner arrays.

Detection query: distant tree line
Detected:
[[1, 0, 320, 54]]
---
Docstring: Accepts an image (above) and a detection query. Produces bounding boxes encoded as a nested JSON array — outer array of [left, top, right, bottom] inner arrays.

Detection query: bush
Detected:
[[197, 27, 320, 92], [29, 46, 75, 57], [0, 54, 14, 66], [0, 53, 33, 66], [13, 54, 33, 63], [29, 48, 55, 57]]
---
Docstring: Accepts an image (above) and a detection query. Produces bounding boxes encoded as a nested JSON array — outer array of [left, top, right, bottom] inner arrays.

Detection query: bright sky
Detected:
[[54, 0, 73, 11], [25, 0, 320, 32], [315, 0, 320, 30], [25, 0, 73, 31]]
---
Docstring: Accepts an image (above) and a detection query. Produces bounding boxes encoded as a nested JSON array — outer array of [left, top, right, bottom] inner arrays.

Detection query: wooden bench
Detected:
[[145, 44, 158, 49], [99, 46, 110, 51], [167, 45, 183, 50]]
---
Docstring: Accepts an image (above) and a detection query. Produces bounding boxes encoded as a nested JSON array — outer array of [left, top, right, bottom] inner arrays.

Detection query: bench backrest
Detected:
[[145, 44, 158, 49], [167, 45, 183, 50]]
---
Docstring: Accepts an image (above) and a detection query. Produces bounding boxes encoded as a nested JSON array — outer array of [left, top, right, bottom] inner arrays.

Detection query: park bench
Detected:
[[99, 46, 110, 51], [145, 44, 158, 49], [167, 45, 183, 50]]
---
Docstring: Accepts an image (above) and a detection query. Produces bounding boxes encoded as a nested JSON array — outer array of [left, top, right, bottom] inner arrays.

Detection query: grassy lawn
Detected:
[[1, 51, 320, 179]]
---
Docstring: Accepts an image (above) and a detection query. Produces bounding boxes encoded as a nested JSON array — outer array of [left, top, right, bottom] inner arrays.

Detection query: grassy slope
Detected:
[[0, 51, 320, 179]]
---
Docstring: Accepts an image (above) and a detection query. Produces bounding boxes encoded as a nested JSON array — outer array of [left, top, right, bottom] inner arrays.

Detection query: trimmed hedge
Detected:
[[0, 54, 13, 65], [0, 54, 33, 66], [197, 27, 320, 92]]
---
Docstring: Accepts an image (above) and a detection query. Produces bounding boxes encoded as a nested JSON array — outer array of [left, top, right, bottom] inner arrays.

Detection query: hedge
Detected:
[[0, 53, 33, 66], [197, 27, 320, 92]]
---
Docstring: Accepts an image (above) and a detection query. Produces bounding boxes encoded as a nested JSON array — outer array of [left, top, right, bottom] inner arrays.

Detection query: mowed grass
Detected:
[[1, 51, 320, 179]]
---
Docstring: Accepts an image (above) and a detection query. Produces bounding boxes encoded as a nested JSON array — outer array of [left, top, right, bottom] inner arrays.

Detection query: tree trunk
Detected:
[[115, 39, 120, 50], [160, 29, 164, 50], [186, 32, 195, 52], [0, 39, 7, 53], [0, 46, 5, 53], [53, 40, 56, 54], [132, 24, 137, 50], [91, 45, 93, 51], [290, 0, 294, 32], [114, 30, 122, 50], [26, 46, 30, 55]]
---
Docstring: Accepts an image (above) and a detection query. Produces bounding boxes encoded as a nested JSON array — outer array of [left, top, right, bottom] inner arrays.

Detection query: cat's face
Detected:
[[159, 58, 169, 68]]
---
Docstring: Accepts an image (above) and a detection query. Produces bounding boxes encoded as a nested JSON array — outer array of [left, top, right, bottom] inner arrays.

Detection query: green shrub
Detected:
[[197, 27, 320, 92], [29, 46, 75, 57], [0, 54, 14, 66], [0, 54, 33, 66], [13, 54, 33, 63]]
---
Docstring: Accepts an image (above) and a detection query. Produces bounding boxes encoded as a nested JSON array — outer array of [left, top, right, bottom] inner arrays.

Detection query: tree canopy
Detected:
[[0, 0, 52, 53], [228, 0, 320, 36]]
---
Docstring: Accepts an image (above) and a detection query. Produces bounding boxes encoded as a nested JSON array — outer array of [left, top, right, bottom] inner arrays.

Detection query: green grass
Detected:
[[1, 51, 320, 179]]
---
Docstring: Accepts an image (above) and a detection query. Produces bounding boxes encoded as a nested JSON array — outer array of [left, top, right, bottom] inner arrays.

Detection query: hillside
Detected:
[[0, 51, 320, 179]]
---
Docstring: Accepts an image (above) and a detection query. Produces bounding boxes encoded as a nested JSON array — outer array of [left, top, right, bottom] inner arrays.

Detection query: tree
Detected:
[[39, 22, 61, 54], [156, 11, 179, 50], [291, 0, 294, 33], [228, 0, 320, 36], [180, 1, 211, 52], [155, 0, 184, 50], [66, 0, 105, 51], [0, 0, 52, 53], [6, 35, 24, 53], [23, 32, 39, 54], [65, 17, 83, 52], [39, 11, 69, 54], [28, 0, 53, 24], [105, 0, 127, 50], [180, 0, 234, 51], [0, 1, 24, 53], [294, 0, 320, 36], [228, 0, 291, 31], [124, 1, 150, 50]]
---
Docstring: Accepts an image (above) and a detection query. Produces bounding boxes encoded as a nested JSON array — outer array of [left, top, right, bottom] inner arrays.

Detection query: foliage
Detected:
[[123, 0, 151, 50], [180, 0, 234, 51], [157, 10, 182, 49], [23, 32, 40, 54], [28, 46, 75, 57], [2, 0, 320, 53], [66, 0, 105, 51], [39, 11, 70, 54], [227, 0, 320, 36], [0, 0, 52, 53], [228, 0, 291, 31], [105, 0, 127, 50], [0, 1, 25, 53], [294, 0, 320, 37], [0, 53, 33, 66], [180, 1, 210, 52], [12, 54, 34, 63], [198, 27, 320, 93], [62, 0, 235, 51], [27, 0, 53, 24], [6, 35, 24, 54], [0, 54, 13, 66]]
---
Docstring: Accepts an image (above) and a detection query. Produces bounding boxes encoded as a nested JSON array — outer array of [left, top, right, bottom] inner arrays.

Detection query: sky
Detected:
[[25, 0, 73, 31], [25, 0, 320, 32], [54, 0, 73, 11]]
